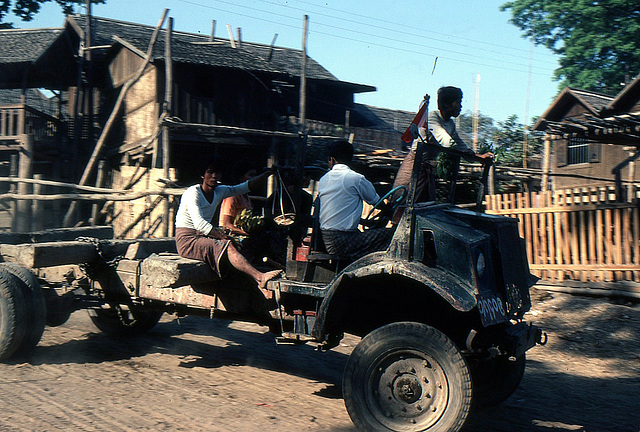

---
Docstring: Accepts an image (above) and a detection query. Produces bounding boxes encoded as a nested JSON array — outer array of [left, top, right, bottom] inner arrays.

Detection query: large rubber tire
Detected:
[[88, 304, 163, 336], [470, 354, 526, 408], [343, 322, 472, 432], [0, 268, 28, 361], [0, 263, 47, 355]]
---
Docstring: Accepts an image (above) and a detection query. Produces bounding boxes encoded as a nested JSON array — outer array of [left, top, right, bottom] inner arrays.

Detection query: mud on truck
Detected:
[[0, 96, 545, 432]]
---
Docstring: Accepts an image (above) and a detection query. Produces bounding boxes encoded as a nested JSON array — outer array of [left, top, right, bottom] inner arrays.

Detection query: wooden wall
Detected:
[[111, 166, 176, 239]]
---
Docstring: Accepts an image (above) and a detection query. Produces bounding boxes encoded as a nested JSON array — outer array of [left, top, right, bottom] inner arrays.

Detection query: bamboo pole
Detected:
[[63, 9, 169, 227], [31, 174, 43, 232], [299, 15, 308, 129], [91, 160, 107, 225], [162, 16, 174, 237], [542, 135, 551, 191], [15, 134, 33, 232]]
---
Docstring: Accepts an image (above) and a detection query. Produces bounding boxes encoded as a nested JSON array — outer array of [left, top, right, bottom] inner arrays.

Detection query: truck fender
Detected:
[[311, 253, 478, 341]]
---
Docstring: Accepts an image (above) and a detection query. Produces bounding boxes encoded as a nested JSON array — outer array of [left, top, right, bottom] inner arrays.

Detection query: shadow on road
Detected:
[[20, 314, 349, 391]]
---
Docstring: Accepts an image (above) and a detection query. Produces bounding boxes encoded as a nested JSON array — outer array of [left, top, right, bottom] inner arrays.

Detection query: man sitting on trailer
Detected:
[[174, 158, 282, 299], [317, 139, 393, 259]]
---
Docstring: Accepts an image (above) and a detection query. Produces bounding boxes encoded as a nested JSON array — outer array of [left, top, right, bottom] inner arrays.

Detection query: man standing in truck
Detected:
[[394, 86, 494, 202], [318, 139, 392, 258]]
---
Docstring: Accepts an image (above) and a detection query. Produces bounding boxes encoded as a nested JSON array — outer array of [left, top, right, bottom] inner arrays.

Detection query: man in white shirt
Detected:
[[394, 86, 494, 202], [318, 139, 392, 258], [175, 159, 282, 299]]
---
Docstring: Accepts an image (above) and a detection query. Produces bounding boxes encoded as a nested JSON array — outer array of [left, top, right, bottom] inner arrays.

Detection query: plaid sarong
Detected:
[[175, 228, 229, 278], [321, 228, 392, 259]]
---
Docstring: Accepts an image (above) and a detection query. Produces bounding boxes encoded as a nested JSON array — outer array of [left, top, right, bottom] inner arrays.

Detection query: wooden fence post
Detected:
[[31, 174, 43, 232], [91, 160, 107, 225], [15, 135, 33, 232]]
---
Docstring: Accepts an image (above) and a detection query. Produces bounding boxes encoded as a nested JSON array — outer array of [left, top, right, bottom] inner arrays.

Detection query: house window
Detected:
[[567, 137, 590, 165]]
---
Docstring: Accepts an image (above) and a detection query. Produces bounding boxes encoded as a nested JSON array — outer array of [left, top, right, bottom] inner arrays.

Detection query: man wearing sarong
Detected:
[[318, 139, 392, 259], [174, 159, 282, 299]]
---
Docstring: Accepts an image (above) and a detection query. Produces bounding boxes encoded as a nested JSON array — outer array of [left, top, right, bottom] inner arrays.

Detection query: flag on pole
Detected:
[[401, 95, 430, 143]]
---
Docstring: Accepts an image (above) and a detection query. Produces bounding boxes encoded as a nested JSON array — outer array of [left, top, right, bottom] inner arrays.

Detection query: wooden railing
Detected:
[[0, 104, 60, 143], [486, 186, 640, 283]]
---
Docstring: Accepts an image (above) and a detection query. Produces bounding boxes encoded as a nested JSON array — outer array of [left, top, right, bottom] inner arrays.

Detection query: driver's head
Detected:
[[437, 86, 463, 118], [327, 139, 354, 165]]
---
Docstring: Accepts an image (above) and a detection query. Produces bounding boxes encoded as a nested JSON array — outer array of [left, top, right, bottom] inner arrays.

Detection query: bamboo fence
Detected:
[[486, 186, 640, 283]]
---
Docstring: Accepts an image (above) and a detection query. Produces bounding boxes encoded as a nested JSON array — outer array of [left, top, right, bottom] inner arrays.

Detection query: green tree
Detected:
[[457, 111, 498, 152], [0, 0, 105, 29], [492, 114, 543, 167], [501, 0, 640, 94]]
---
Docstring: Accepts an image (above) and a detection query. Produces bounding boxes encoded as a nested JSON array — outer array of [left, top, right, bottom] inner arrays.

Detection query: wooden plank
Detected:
[[570, 211, 579, 279], [530, 264, 640, 271], [605, 209, 613, 281], [524, 193, 534, 276], [538, 193, 548, 280], [614, 208, 623, 280], [544, 192, 556, 282], [0, 241, 99, 268], [623, 208, 632, 280], [516, 193, 524, 239], [635, 207, 640, 281], [553, 210, 563, 282], [588, 210, 596, 282], [595, 209, 604, 282], [535, 284, 640, 301], [140, 253, 216, 288], [579, 210, 587, 282], [0, 226, 114, 245]]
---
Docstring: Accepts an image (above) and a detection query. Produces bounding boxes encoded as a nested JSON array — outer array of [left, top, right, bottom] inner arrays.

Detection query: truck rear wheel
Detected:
[[0, 263, 47, 355], [470, 354, 526, 408], [88, 304, 163, 336], [0, 268, 28, 360], [343, 322, 472, 432]]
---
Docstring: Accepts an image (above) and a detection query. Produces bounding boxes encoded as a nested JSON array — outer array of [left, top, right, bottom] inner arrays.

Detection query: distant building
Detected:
[[534, 81, 640, 195], [0, 15, 413, 235]]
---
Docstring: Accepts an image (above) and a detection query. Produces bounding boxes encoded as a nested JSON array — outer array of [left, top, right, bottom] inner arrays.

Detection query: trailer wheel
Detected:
[[343, 322, 472, 432], [88, 304, 163, 336], [470, 354, 526, 408], [0, 268, 28, 361], [0, 263, 47, 355]]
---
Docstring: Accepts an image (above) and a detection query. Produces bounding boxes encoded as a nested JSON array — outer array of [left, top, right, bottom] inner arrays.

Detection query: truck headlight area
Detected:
[[476, 251, 486, 279]]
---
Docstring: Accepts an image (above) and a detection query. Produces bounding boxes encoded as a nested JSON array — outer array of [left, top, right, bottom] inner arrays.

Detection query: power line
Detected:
[[175, 0, 556, 76], [261, 0, 559, 67]]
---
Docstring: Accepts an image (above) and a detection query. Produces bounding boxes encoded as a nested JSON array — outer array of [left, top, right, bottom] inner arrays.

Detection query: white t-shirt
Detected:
[[175, 181, 250, 235], [318, 164, 380, 231]]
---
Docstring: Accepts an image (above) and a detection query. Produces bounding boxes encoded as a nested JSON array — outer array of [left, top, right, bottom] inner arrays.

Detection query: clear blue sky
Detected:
[[7, 0, 561, 124]]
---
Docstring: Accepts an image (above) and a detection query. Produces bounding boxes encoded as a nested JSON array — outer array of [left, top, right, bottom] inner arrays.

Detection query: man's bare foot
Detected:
[[257, 270, 284, 298]]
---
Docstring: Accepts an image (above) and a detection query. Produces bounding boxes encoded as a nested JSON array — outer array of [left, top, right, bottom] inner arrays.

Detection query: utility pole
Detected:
[[299, 15, 308, 130], [472, 73, 480, 152]]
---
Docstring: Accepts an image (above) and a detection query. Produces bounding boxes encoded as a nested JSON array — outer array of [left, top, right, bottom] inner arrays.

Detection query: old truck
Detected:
[[0, 99, 545, 432]]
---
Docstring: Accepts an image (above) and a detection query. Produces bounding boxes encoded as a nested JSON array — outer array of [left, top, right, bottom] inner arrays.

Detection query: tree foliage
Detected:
[[0, 0, 105, 29], [492, 114, 543, 168], [501, 0, 640, 94]]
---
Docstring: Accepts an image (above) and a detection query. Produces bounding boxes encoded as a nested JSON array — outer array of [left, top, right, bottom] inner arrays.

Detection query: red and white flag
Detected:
[[401, 95, 429, 143]]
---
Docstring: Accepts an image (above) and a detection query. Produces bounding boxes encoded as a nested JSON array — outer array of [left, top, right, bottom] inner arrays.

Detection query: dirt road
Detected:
[[1, 289, 639, 432]]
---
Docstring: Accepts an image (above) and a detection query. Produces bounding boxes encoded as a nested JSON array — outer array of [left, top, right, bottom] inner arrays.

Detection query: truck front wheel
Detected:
[[88, 304, 163, 336], [343, 322, 472, 432]]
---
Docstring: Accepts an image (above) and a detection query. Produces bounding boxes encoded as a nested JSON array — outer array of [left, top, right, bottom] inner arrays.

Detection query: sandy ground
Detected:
[[1, 288, 639, 432]]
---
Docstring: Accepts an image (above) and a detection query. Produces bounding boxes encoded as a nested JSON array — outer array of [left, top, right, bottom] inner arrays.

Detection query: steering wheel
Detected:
[[361, 185, 408, 229]]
